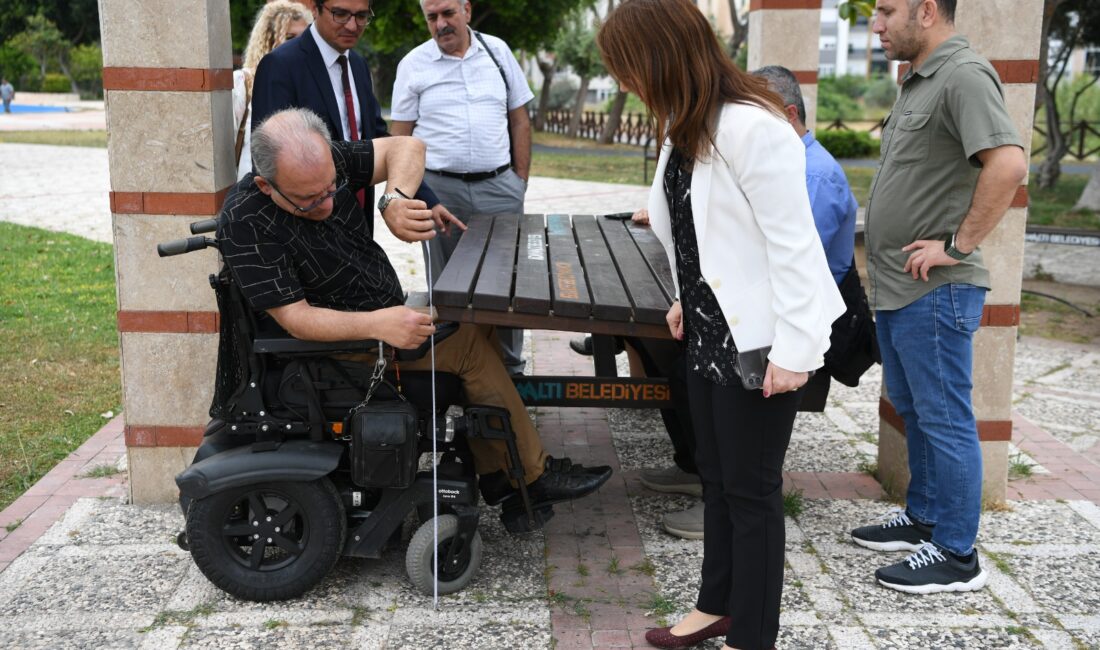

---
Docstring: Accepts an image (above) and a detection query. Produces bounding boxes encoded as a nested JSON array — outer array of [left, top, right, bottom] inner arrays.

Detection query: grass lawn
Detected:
[[0, 130, 108, 148], [1028, 172, 1099, 230], [0, 223, 120, 511]]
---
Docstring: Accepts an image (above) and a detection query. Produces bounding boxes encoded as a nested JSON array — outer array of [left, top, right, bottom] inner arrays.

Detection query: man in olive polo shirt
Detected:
[[848, 0, 1027, 594]]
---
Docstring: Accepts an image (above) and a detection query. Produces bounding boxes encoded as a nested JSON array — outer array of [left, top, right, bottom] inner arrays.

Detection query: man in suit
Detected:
[[250, 0, 462, 239]]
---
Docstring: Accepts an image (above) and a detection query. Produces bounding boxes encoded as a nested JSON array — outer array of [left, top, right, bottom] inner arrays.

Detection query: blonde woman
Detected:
[[233, 1, 312, 179]]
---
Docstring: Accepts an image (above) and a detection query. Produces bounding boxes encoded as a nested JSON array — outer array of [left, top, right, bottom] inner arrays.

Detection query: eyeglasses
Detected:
[[268, 178, 348, 213], [323, 5, 374, 26]]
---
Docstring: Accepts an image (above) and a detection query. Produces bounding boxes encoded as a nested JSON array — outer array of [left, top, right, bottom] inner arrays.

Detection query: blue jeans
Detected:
[[876, 283, 986, 556]]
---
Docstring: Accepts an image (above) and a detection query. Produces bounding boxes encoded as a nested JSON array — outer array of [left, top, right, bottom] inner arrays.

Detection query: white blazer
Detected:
[[647, 102, 845, 373]]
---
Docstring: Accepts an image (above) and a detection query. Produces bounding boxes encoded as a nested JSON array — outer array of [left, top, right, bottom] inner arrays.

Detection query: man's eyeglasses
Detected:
[[323, 6, 374, 26], [268, 179, 348, 213]]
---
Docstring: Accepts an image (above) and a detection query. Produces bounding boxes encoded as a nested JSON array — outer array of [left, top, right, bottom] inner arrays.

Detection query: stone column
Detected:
[[876, 1, 1042, 505], [746, 0, 823, 130], [98, 0, 235, 502]]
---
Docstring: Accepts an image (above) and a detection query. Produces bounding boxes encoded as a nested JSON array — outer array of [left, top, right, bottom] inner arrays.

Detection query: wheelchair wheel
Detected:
[[405, 514, 482, 595], [186, 478, 345, 602]]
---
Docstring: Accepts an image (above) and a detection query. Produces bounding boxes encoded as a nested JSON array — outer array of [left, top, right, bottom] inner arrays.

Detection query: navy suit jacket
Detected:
[[250, 30, 438, 233]]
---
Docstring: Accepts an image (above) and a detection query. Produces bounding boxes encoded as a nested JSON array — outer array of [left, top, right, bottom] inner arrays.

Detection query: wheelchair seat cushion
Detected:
[[271, 359, 463, 422]]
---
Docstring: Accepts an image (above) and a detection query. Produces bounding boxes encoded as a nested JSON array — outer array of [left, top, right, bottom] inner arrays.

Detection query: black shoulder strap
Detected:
[[473, 30, 514, 167]]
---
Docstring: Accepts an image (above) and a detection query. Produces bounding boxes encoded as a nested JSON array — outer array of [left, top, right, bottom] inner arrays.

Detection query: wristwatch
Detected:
[[377, 192, 402, 215], [943, 232, 972, 261]]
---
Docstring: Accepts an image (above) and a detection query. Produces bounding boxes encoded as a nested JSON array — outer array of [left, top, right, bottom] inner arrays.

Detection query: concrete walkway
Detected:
[[1, 136, 1099, 648]]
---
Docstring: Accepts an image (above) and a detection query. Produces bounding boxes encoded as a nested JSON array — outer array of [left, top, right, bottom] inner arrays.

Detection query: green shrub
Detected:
[[41, 72, 70, 93], [865, 75, 899, 110], [816, 129, 876, 159], [69, 43, 103, 99]]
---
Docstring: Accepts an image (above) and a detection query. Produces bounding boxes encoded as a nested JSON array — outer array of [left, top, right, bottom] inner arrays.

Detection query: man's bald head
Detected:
[[252, 108, 333, 183]]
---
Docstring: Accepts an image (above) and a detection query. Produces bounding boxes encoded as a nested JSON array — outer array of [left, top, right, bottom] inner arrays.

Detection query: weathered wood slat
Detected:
[[626, 223, 676, 302], [432, 214, 493, 308], [597, 218, 670, 324], [513, 214, 551, 314], [472, 215, 520, 310], [572, 216, 633, 321], [546, 214, 592, 318]]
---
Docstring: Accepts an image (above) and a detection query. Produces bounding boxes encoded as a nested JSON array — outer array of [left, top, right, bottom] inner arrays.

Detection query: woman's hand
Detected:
[[763, 362, 808, 398], [666, 300, 684, 341]]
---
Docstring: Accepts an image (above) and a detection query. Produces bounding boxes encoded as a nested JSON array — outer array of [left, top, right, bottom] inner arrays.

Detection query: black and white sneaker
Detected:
[[875, 541, 988, 594], [851, 507, 933, 552]]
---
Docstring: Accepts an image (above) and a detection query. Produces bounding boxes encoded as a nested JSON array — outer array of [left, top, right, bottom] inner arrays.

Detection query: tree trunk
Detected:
[[535, 56, 556, 132], [1073, 163, 1100, 212], [598, 90, 628, 144], [727, 0, 748, 57], [567, 76, 591, 139], [1037, 82, 1067, 190], [58, 57, 79, 95]]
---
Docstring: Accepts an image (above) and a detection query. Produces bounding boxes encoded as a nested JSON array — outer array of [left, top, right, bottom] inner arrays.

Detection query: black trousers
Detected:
[[625, 337, 698, 474], [690, 369, 801, 650]]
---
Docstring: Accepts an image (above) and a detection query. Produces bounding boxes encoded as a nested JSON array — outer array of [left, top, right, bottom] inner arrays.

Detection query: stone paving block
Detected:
[[1000, 552, 1100, 615], [0, 626, 145, 650], [864, 625, 1041, 649], [0, 548, 190, 616], [180, 624, 367, 649], [979, 500, 1100, 546], [785, 438, 868, 473]]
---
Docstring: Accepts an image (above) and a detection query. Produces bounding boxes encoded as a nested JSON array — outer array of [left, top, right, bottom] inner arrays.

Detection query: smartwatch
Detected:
[[943, 232, 971, 261], [377, 192, 402, 215]]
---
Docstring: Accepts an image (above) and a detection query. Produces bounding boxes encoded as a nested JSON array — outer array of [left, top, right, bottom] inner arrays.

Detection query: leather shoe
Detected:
[[568, 335, 625, 356], [644, 616, 730, 648], [480, 456, 612, 506]]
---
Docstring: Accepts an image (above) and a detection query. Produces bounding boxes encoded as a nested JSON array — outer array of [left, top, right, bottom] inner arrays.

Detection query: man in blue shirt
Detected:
[[754, 66, 858, 284]]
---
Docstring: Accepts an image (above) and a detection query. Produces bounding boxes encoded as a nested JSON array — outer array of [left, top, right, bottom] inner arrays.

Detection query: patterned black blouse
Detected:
[[665, 148, 738, 385]]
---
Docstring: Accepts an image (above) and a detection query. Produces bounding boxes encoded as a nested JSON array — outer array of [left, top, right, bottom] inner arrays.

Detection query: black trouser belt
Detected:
[[427, 163, 511, 183]]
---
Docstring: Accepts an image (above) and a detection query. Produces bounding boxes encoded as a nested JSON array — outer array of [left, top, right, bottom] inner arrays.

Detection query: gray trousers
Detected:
[[424, 168, 527, 374]]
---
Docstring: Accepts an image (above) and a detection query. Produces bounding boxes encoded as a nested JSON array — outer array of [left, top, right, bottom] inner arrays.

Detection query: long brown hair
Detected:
[[596, 0, 783, 161]]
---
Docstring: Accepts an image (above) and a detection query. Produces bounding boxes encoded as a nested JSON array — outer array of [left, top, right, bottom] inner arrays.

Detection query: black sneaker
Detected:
[[479, 457, 612, 506], [851, 507, 933, 552], [875, 541, 988, 594]]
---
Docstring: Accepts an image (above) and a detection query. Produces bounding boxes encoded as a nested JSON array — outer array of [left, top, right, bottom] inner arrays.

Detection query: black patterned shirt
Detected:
[[218, 140, 404, 314], [666, 148, 737, 385]]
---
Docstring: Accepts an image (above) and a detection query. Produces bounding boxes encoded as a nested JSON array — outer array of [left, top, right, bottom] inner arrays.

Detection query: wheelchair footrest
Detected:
[[500, 502, 554, 534]]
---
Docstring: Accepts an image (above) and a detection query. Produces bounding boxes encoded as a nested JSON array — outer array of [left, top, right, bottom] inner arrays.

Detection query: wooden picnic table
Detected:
[[431, 213, 676, 408]]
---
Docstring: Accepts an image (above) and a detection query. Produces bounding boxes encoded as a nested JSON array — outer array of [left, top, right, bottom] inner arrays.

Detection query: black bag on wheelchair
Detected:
[[346, 393, 419, 489]]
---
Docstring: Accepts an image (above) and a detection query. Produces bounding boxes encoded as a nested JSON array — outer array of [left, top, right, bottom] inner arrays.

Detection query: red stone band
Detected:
[[982, 305, 1020, 328], [749, 0, 822, 10], [1011, 186, 1029, 208], [880, 398, 1012, 442], [110, 187, 230, 215], [125, 425, 205, 447], [899, 59, 1039, 85], [117, 311, 219, 334], [792, 70, 819, 84], [102, 67, 234, 92]]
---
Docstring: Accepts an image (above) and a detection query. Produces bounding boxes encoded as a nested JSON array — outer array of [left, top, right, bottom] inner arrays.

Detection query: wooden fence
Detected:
[[1032, 120, 1100, 161], [534, 109, 654, 146]]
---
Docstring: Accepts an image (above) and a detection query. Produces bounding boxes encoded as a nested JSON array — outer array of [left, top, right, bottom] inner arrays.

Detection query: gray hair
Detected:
[[251, 108, 332, 181], [752, 65, 806, 126]]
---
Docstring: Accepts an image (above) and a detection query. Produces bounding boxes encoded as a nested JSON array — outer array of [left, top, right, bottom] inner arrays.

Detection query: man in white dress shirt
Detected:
[[390, 0, 533, 376]]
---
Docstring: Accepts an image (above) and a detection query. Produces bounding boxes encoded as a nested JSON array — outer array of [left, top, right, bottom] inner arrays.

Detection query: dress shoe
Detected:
[[479, 456, 612, 506], [640, 465, 703, 496], [644, 616, 730, 648], [662, 501, 705, 540], [568, 335, 625, 356]]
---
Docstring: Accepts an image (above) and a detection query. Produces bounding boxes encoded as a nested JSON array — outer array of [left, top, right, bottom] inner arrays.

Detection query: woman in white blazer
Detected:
[[598, 2, 844, 649]]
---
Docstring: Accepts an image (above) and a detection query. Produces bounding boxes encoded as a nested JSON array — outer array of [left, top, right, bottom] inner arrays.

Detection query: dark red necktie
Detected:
[[337, 54, 366, 209]]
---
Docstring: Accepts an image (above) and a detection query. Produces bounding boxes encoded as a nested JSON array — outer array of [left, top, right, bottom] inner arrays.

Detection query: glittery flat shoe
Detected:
[[643, 616, 730, 648]]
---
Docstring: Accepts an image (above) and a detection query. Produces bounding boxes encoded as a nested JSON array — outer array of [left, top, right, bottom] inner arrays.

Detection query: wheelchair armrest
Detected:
[[252, 336, 377, 354]]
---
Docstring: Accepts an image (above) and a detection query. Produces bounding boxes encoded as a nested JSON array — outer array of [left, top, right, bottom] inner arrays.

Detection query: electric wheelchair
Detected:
[[159, 219, 542, 602]]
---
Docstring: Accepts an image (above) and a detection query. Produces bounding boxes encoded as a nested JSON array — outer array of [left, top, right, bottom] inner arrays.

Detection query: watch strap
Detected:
[[943, 232, 971, 261]]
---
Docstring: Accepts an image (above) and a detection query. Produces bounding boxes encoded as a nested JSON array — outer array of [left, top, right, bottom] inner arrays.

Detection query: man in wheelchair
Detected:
[[214, 108, 611, 526]]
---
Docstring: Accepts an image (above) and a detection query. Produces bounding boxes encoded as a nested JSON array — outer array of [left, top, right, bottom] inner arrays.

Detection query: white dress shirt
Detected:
[[390, 28, 533, 172], [309, 24, 362, 141]]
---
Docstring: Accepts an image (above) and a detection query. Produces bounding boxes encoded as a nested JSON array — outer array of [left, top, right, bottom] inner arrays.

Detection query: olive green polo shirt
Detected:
[[864, 35, 1023, 311]]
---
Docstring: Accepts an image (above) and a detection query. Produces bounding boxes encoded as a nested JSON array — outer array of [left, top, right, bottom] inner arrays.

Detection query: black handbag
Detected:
[[824, 261, 880, 387], [344, 353, 420, 489]]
